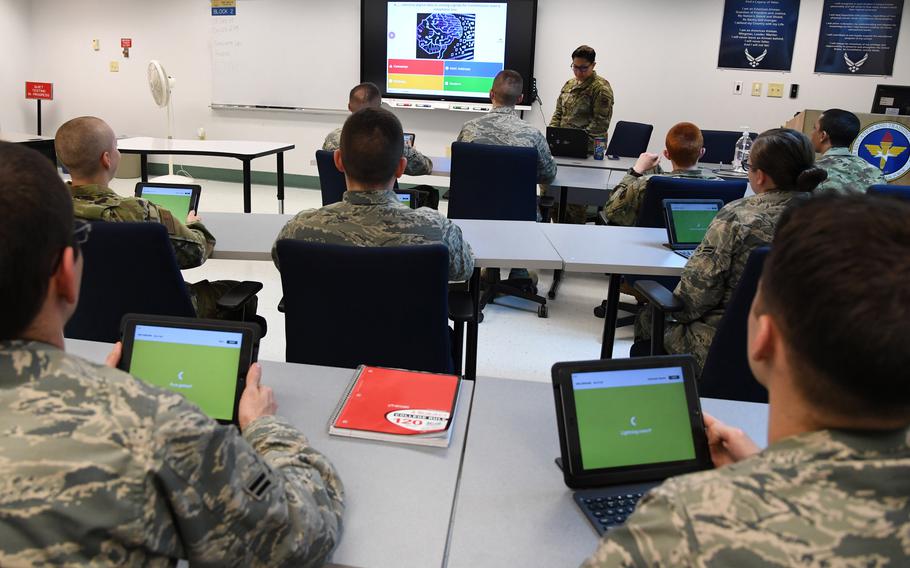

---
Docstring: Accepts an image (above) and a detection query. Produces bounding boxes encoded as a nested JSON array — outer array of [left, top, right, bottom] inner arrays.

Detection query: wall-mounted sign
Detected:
[[212, 0, 236, 16], [814, 0, 904, 75], [717, 0, 801, 71]]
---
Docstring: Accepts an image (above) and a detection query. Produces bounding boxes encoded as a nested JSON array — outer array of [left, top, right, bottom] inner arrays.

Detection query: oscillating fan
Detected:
[[147, 60, 190, 182]]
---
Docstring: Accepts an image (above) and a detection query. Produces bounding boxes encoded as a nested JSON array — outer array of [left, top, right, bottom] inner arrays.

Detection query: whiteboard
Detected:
[[210, 0, 359, 111]]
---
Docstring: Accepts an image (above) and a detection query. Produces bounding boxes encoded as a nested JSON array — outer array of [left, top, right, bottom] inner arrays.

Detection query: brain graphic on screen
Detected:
[[416, 13, 476, 60]]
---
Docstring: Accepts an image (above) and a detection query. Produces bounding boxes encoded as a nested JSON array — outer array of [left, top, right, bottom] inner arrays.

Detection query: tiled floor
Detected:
[[107, 176, 635, 383]]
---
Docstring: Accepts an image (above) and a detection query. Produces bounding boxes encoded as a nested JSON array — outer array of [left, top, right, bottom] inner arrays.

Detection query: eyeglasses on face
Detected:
[[570, 64, 592, 72]]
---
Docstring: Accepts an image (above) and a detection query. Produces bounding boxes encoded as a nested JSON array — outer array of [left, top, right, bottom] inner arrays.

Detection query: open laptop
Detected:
[[552, 356, 712, 535], [135, 182, 202, 215], [394, 188, 420, 209], [547, 127, 589, 159], [662, 198, 724, 259]]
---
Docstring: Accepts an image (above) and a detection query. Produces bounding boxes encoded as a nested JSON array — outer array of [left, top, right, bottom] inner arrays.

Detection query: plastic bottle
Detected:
[[733, 130, 752, 173]]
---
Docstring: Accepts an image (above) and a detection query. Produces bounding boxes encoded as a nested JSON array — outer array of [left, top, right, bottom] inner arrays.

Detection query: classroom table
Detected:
[[2, 131, 57, 165], [65, 338, 473, 568], [117, 137, 295, 214], [445, 376, 769, 568], [541, 224, 686, 359], [202, 212, 293, 261]]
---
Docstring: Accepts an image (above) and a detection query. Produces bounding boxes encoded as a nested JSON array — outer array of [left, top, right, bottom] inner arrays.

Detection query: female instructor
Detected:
[[549, 45, 615, 155]]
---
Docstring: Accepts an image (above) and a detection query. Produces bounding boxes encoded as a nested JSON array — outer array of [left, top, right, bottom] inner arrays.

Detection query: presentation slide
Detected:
[[129, 325, 242, 420], [386, 1, 507, 99], [572, 367, 696, 470], [671, 204, 718, 243], [141, 187, 194, 215]]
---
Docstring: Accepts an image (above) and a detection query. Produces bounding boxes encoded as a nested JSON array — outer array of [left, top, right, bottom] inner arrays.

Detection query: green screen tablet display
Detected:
[[669, 203, 719, 244], [128, 325, 242, 420], [572, 367, 696, 470], [140, 186, 194, 215]]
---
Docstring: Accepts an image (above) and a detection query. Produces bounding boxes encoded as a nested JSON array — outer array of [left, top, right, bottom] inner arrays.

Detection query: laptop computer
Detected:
[[552, 356, 713, 535], [394, 189, 420, 209], [662, 198, 724, 259], [547, 127, 589, 159], [135, 182, 202, 215]]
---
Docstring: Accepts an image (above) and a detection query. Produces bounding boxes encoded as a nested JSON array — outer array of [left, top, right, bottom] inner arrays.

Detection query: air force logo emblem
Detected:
[[844, 52, 869, 73], [852, 122, 910, 182], [745, 48, 767, 68]]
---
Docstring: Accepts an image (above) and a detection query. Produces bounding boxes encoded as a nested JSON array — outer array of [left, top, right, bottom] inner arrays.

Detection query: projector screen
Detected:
[[362, 0, 538, 105]]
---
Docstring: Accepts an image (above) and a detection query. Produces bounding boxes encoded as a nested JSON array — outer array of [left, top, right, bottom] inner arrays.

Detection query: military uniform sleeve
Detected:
[[322, 129, 341, 152], [581, 483, 694, 567], [672, 210, 738, 323], [441, 218, 475, 281], [549, 84, 567, 127], [535, 131, 558, 184], [588, 81, 614, 142], [145, 201, 215, 269], [152, 397, 344, 568], [272, 212, 310, 269], [404, 146, 433, 176], [456, 124, 473, 143], [603, 166, 661, 226]]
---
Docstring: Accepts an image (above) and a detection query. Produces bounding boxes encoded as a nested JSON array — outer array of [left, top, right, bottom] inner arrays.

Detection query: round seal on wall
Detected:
[[851, 122, 910, 182]]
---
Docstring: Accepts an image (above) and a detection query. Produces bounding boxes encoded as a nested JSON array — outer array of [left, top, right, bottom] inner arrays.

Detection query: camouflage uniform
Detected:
[[605, 167, 724, 226], [323, 127, 434, 176], [583, 427, 910, 567], [637, 190, 804, 372], [549, 71, 615, 154], [0, 341, 345, 567], [457, 106, 557, 184], [70, 184, 248, 319], [273, 189, 474, 281], [814, 147, 886, 195]]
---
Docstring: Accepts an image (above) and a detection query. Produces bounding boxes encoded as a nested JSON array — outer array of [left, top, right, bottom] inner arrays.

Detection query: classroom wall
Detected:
[[16, 0, 910, 178], [0, 0, 32, 133]]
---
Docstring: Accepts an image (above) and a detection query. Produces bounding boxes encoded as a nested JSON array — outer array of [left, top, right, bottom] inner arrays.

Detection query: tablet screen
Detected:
[[128, 324, 243, 421], [396, 192, 412, 205], [668, 202, 719, 244], [140, 186, 195, 215], [572, 366, 696, 470]]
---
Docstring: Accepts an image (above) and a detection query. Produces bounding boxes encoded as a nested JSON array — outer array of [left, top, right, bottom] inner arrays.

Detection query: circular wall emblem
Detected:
[[851, 122, 910, 182]]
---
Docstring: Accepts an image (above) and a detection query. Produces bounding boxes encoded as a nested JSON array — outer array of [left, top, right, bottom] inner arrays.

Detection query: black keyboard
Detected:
[[674, 249, 695, 259], [573, 481, 659, 535]]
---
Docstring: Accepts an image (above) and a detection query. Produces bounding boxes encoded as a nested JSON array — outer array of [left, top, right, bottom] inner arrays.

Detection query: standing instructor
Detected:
[[549, 45, 615, 154]]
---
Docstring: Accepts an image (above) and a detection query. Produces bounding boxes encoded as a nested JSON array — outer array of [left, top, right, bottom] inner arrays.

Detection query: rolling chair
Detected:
[[631, 247, 770, 403], [65, 222, 263, 343], [701, 130, 757, 165], [276, 240, 455, 374], [605, 121, 654, 158], [316, 149, 409, 206], [869, 184, 910, 199]]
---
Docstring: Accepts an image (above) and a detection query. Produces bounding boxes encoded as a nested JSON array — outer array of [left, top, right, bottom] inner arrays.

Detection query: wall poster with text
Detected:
[[815, 0, 904, 75], [718, 0, 801, 71]]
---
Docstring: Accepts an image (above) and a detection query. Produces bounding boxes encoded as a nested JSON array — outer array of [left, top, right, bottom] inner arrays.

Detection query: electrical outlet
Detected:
[[92, 39, 100, 51], [109, 61, 119, 72], [751, 82, 763, 97], [734, 81, 743, 95], [768, 83, 784, 98]]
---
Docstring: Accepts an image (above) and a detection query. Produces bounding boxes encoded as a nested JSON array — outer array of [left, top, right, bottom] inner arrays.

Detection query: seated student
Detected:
[[457, 69, 557, 185], [604, 122, 723, 226], [636, 128, 827, 372], [0, 142, 344, 565], [55, 116, 257, 321], [584, 194, 910, 566], [811, 108, 885, 195], [275, 107, 474, 282]]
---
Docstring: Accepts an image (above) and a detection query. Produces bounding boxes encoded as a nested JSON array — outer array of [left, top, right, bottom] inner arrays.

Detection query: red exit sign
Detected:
[[25, 82, 53, 100]]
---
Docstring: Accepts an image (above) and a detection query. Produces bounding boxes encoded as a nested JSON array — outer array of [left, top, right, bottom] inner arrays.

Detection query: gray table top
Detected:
[[201, 211, 293, 261], [65, 339, 473, 568], [541, 224, 687, 275], [118, 136, 295, 157], [555, 155, 637, 171], [551, 167, 613, 190], [453, 219, 563, 270], [446, 376, 768, 568], [1, 131, 54, 143]]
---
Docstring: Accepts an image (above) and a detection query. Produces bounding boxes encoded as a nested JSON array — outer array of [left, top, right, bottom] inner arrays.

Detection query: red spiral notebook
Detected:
[[328, 365, 462, 448]]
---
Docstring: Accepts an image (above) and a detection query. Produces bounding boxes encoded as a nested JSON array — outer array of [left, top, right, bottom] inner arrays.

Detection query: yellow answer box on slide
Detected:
[[388, 74, 444, 91]]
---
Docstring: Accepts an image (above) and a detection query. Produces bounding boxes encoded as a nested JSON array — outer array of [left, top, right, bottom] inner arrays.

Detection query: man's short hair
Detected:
[[348, 82, 382, 112], [760, 195, 910, 420], [55, 116, 114, 177], [340, 107, 404, 187], [818, 109, 862, 148], [0, 142, 74, 339], [665, 122, 703, 168], [572, 45, 596, 63], [492, 69, 524, 106]]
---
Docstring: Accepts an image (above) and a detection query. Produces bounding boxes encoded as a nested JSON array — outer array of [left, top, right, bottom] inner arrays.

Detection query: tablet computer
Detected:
[[403, 133, 416, 148], [135, 182, 202, 215], [118, 314, 261, 425]]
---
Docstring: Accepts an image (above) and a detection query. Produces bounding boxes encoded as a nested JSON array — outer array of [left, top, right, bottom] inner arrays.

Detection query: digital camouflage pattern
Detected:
[[0, 341, 345, 567], [457, 106, 557, 183], [814, 147, 886, 195], [604, 167, 723, 226], [273, 189, 474, 281], [583, 427, 910, 567], [549, 71, 614, 154], [323, 127, 434, 176], [637, 190, 805, 372]]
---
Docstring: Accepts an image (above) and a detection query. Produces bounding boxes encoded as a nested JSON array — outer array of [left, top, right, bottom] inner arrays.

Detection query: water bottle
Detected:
[[733, 129, 752, 173]]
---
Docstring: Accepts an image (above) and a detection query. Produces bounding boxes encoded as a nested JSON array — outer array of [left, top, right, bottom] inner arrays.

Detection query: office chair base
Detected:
[[480, 278, 549, 318]]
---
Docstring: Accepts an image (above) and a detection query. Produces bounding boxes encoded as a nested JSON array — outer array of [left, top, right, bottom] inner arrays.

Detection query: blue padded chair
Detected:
[[869, 184, 910, 199], [605, 121, 654, 158], [65, 223, 262, 343], [276, 240, 454, 374], [701, 130, 757, 165], [315, 149, 347, 206]]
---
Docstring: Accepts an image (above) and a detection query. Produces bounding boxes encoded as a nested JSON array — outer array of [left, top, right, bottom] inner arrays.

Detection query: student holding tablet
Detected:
[[0, 143, 344, 566]]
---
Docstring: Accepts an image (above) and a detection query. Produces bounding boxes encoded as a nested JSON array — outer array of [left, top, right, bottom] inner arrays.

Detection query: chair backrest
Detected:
[[701, 130, 757, 165], [315, 149, 347, 206], [277, 240, 454, 374], [635, 176, 748, 228], [869, 184, 910, 199], [605, 121, 654, 158], [65, 222, 195, 342], [699, 247, 770, 403], [448, 141, 538, 221]]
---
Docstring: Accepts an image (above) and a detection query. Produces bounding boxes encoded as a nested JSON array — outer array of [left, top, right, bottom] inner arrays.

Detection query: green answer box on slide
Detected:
[[575, 382, 696, 470], [443, 76, 495, 93], [130, 340, 241, 420]]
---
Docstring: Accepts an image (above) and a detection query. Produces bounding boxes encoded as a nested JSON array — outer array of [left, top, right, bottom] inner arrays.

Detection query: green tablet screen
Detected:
[[141, 186, 194, 215]]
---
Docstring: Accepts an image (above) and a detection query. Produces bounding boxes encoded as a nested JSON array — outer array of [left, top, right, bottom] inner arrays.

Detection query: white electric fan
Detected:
[[147, 60, 192, 182]]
